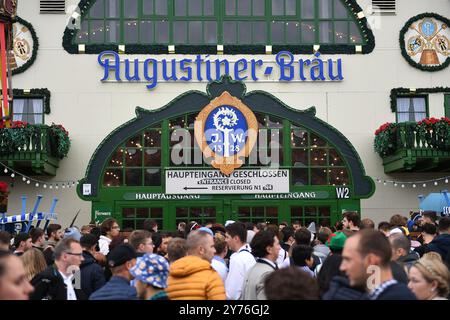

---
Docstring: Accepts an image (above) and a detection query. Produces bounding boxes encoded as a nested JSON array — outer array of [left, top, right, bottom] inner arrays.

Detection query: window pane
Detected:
[[75, 21, 89, 43], [334, 0, 348, 18], [174, 21, 187, 43], [396, 98, 410, 112], [311, 148, 327, 166], [105, 0, 119, 18], [319, 21, 332, 43], [124, 0, 138, 18], [329, 148, 344, 166], [292, 129, 308, 147], [136, 208, 149, 219], [292, 149, 308, 167], [311, 168, 327, 185], [224, 21, 236, 44], [253, 207, 264, 216], [103, 169, 123, 186], [286, 21, 298, 43], [292, 168, 308, 185], [189, 21, 202, 44], [155, 0, 167, 15], [125, 148, 142, 166], [205, 21, 217, 44], [267, 207, 278, 217], [272, 21, 284, 44], [334, 21, 348, 44], [126, 135, 141, 147], [238, 0, 251, 15], [123, 208, 135, 218], [189, 0, 202, 15], [238, 21, 251, 43], [204, 0, 214, 15], [349, 23, 362, 43], [301, 21, 315, 43], [413, 98, 426, 112], [156, 21, 169, 43], [143, 0, 153, 15], [144, 168, 161, 186], [310, 133, 327, 146], [89, 0, 104, 18], [286, 0, 296, 15], [106, 20, 120, 42], [175, 0, 187, 16], [126, 168, 142, 186], [319, 0, 332, 18], [108, 149, 123, 167], [124, 21, 138, 43], [140, 21, 153, 43], [414, 112, 427, 122], [238, 207, 250, 218], [329, 168, 349, 185], [226, 0, 235, 15], [272, 0, 283, 15], [301, 0, 314, 19], [30, 99, 43, 113], [144, 148, 161, 166], [150, 208, 163, 219], [253, 21, 266, 44], [90, 21, 104, 43], [253, 0, 264, 16]]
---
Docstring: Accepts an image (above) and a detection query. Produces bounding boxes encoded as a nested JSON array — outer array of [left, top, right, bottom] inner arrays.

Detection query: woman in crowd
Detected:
[[21, 248, 47, 281], [0, 250, 34, 300], [408, 253, 450, 300]]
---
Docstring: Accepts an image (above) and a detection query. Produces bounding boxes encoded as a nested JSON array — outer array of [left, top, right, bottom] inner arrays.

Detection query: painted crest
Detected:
[[402, 15, 450, 70], [10, 21, 34, 70], [194, 91, 258, 175]]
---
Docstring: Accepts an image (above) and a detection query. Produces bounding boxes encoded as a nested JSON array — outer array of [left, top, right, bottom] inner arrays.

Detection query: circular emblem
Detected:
[[195, 92, 258, 175], [400, 14, 450, 71], [9, 17, 38, 75]]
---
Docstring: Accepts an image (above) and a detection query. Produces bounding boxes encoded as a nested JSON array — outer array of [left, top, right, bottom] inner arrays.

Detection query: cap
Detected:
[[224, 220, 235, 227], [327, 232, 347, 251], [129, 253, 169, 289], [64, 227, 82, 242], [107, 244, 137, 268], [198, 227, 213, 236]]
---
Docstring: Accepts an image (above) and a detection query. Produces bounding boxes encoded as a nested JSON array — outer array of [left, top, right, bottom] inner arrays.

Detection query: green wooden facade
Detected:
[[77, 77, 375, 230]]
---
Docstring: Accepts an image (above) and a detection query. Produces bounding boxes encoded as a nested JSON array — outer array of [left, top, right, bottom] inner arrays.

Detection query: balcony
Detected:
[[374, 119, 450, 173], [0, 123, 70, 176]]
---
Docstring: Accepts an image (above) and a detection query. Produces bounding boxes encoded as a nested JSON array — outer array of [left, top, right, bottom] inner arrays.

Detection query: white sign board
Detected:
[[166, 169, 289, 194], [82, 184, 91, 196]]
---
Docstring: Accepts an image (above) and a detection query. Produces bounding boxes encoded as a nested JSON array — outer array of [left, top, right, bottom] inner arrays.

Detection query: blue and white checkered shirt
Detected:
[[369, 279, 398, 300]]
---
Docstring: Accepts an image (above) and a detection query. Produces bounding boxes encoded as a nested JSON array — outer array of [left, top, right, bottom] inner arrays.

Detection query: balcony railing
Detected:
[[374, 120, 450, 173], [0, 124, 70, 175]]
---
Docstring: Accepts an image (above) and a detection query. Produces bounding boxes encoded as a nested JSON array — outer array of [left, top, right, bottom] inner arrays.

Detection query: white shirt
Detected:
[[59, 271, 77, 300], [98, 235, 112, 255], [211, 256, 228, 283], [276, 247, 289, 267], [225, 244, 256, 300]]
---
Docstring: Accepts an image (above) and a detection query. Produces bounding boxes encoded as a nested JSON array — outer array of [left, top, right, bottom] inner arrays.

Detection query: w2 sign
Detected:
[[336, 187, 350, 199]]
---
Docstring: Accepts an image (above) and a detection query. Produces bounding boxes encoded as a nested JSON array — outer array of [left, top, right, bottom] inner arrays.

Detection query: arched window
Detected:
[[65, 0, 374, 54]]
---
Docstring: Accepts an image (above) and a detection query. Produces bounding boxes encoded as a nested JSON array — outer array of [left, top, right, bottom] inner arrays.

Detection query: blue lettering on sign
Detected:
[[204, 106, 247, 157], [97, 50, 344, 90]]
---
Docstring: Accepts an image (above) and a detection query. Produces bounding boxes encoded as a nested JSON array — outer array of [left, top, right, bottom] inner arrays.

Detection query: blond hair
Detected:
[[422, 252, 443, 263], [412, 257, 450, 298], [21, 248, 47, 281]]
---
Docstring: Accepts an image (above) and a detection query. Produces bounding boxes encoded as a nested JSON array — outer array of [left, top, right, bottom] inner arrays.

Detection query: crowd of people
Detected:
[[0, 210, 449, 300]]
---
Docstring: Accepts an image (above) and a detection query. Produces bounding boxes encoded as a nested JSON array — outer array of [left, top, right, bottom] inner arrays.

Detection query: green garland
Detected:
[[0, 123, 70, 158], [63, 0, 375, 55], [11, 16, 39, 76], [399, 13, 450, 72], [0, 88, 51, 114], [390, 87, 450, 112]]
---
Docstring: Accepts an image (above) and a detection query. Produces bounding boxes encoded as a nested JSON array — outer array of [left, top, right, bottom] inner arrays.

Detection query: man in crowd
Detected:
[[167, 237, 188, 264], [427, 216, 450, 266], [31, 238, 86, 300], [225, 222, 256, 300], [128, 230, 154, 257], [43, 223, 63, 266], [167, 229, 225, 300], [90, 244, 137, 300], [242, 230, 280, 300], [13, 233, 32, 256], [360, 218, 375, 230], [280, 226, 295, 253], [0, 231, 11, 251], [342, 212, 360, 232], [157, 233, 173, 259], [389, 233, 419, 269], [422, 211, 438, 227], [338, 229, 416, 300], [414, 223, 437, 257], [378, 221, 391, 237], [30, 228, 45, 251], [79, 234, 106, 298]]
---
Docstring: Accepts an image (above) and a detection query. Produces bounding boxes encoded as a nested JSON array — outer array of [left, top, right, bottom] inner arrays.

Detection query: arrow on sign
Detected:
[[183, 186, 208, 190]]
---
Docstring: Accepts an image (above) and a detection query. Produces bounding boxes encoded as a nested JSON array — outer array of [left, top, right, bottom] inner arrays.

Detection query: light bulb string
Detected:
[[375, 176, 450, 185], [0, 162, 80, 187]]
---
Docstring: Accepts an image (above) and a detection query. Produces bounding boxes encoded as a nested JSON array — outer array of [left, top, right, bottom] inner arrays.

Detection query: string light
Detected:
[[374, 176, 450, 188], [0, 162, 79, 191]]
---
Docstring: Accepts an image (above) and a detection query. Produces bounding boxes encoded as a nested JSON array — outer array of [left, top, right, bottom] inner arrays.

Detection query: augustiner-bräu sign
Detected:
[[97, 51, 344, 90]]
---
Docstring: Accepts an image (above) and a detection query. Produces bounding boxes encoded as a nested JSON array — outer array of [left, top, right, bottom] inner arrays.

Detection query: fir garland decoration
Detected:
[[63, 0, 375, 55], [399, 13, 450, 72], [0, 88, 51, 114], [11, 16, 39, 76], [390, 87, 450, 112]]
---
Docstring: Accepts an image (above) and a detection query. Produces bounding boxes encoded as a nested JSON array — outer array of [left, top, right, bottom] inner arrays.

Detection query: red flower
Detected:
[[11, 120, 28, 128], [0, 181, 9, 194]]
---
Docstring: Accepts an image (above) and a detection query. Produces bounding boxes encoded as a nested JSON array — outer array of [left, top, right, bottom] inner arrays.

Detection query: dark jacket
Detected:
[[30, 265, 87, 300], [80, 251, 106, 298], [89, 275, 137, 300], [375, 282, 417, 300], [427, 234, 450, 265], [390, 261, 408, 284], [322, 276, 368, 300]]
